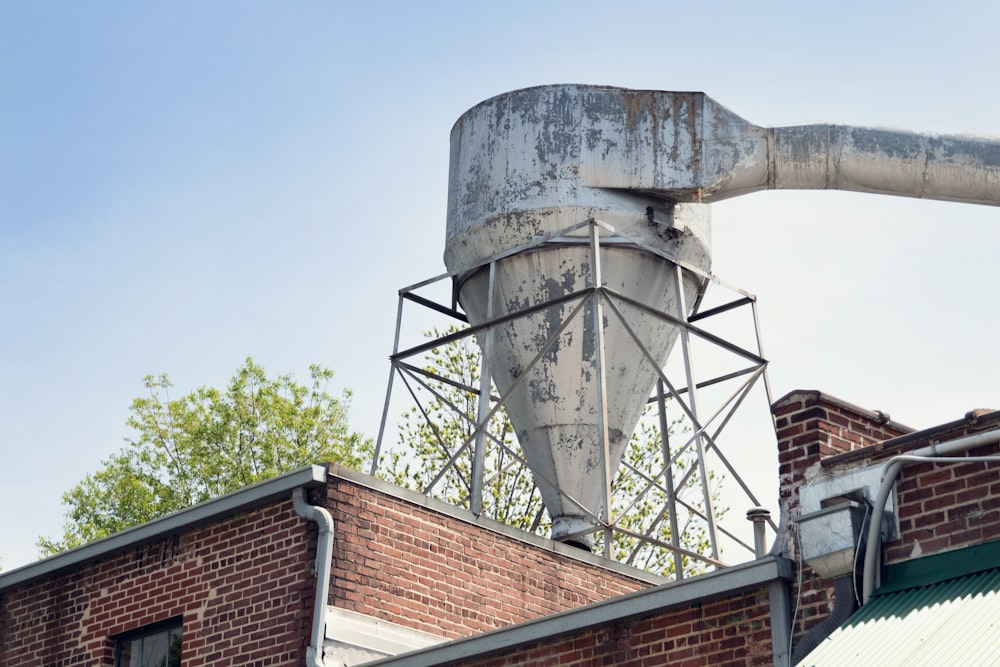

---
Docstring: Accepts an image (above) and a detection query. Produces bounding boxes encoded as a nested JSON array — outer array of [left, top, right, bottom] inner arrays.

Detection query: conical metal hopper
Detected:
[[457, 242, 704, 545], [445, 85, 713, 545]]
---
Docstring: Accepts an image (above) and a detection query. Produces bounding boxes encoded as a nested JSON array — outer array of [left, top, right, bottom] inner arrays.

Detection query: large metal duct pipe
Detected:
[[766, 125, 1000, 206], [444, 84, 1000, 546]]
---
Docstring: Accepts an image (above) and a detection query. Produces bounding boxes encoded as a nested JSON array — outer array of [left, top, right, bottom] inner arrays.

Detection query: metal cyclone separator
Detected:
[[444, 84, 1000, 549], [445, 86, 714, 548]]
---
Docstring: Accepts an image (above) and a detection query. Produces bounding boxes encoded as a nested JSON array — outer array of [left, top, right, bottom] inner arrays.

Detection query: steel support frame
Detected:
[[372, 217, 775, 577]]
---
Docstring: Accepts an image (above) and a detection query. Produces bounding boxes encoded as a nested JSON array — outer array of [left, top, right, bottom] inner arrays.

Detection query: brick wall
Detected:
[[12, 393, 993, 667], [432, 586, 776, 667], [775, 390, 1000, 641], [324, 471, 653, 639], [774, 389, 911, 524], [0, 498, 314, 667], [771, 390, 910, 639], [1, 469, 658, 666], [831, 411, 1000, 566]]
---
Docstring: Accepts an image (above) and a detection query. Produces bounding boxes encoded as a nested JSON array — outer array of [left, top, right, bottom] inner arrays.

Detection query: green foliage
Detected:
[[383, 326, 725, 578], [38, 358, 371, 556], [603, 417, 724, 577], [382, 328, 545, 532]]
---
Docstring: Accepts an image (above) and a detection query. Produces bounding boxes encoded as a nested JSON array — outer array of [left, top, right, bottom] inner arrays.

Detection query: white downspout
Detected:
[[293, 487, 335, 667], [861, 428, 1000, 603]]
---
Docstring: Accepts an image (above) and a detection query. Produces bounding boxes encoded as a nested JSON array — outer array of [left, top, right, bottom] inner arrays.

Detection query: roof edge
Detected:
[[821, 409, 1000, 468], [0, 464, 328, 593], [877, 538, 1000, 595], [772, 388, 915, 434]]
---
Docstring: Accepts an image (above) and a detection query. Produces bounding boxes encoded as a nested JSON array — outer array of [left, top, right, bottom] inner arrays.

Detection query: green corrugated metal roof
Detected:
[[799, 566, 1000, 666]]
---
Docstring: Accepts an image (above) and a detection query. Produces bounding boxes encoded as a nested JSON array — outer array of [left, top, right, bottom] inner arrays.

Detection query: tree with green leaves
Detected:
[[38, 358, 371, 556], [611, 416, 722, 576], [381, 326, 724, 578], [383, 329, 543, 532]]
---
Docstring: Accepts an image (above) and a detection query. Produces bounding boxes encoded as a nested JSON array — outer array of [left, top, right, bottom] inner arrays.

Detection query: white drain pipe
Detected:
[[861, 428, 1000, 603], [294, 487, 335, 667]]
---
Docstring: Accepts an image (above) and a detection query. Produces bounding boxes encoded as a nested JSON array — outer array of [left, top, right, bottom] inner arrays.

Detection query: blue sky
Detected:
[[2, 1, 998, 570]]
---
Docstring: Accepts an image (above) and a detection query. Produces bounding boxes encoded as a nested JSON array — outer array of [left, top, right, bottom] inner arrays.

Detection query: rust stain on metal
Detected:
[[623, 91, 653, 132], [687, 95, 701, 179]]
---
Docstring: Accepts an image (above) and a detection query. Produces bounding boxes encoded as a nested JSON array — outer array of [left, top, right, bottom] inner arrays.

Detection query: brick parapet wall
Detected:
[[324, 473, 653, 640], [774, 390, 911, 521], [0, 497, 314, 667], [773, 390, 911, 639], [451, 586, 775, 667], [775, 390, 1000, 642]]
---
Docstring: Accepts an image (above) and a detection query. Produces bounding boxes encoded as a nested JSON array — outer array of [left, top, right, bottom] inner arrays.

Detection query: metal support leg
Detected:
[[673, 264, 720, 562], [470, 262, 497, 515]]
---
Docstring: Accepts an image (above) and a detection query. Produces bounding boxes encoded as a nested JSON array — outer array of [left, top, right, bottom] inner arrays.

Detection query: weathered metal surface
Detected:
[[445, 86, 714, 542], [443, 84, 1000, 544], [796, 501, 868, 578], [445, 85, 715, 277], [458, 243, 702, 541], [771, 125, 1000, 206], [447, 87, 1000, 264]]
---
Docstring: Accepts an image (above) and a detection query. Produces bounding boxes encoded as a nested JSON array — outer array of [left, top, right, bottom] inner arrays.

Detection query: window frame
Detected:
[[113, 616, 183, 667]]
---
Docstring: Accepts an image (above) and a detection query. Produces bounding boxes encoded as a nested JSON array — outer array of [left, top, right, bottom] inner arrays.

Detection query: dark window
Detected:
[[115, 620, 182, 667]]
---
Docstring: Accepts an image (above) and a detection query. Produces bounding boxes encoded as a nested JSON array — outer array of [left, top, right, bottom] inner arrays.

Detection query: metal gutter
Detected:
[[293, 487, 335, 667], [877, 539, 1000, 595], [0, 464, 329, 593], [359, 556, 793, 667]]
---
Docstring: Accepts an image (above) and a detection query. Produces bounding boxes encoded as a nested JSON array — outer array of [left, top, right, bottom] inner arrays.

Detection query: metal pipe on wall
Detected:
[[293, 487, 335, 667], [861, 429, 1000, 602]]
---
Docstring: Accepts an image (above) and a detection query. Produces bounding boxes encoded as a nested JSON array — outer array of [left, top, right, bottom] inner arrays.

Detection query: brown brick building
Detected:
[[3, 390, 999, 666]]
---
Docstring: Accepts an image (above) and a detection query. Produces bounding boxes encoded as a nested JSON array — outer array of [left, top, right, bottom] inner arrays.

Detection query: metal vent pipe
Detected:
[[766, 125, 1000, 207]]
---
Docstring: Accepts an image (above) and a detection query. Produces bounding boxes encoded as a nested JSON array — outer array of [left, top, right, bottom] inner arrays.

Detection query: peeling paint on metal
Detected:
[[443, 83, 1000, 540]]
